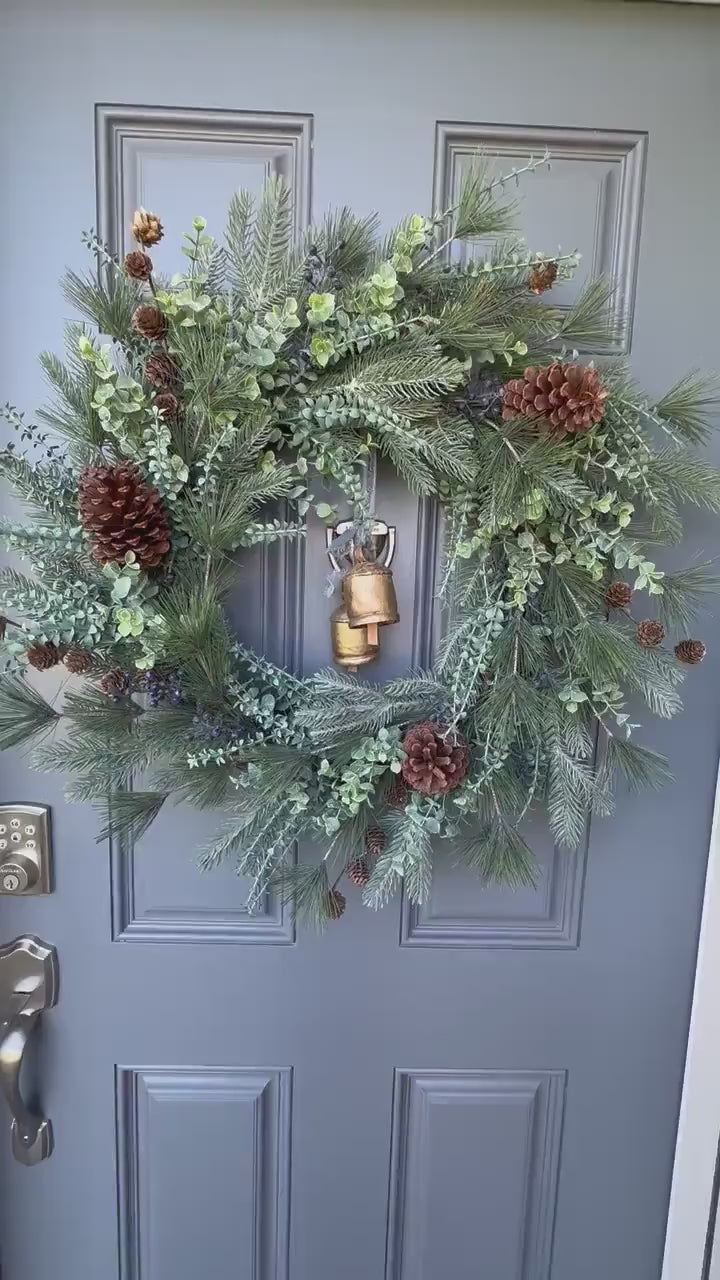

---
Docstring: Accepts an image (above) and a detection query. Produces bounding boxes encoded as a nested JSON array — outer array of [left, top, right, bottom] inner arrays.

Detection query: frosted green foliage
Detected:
[[315, 728, 404, 835], [140, 414, 188, 500], [78, 335, 148, 446], [0, 522, 84, 567], [0, 569, 109, 648]]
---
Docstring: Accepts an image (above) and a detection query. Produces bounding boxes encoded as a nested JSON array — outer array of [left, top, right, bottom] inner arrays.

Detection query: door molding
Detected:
[[662, 758, 720, 1278]]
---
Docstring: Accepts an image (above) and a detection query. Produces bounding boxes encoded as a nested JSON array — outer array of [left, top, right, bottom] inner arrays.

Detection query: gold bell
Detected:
[[342, 560, 399, 638], [330, 603, 379, 671]]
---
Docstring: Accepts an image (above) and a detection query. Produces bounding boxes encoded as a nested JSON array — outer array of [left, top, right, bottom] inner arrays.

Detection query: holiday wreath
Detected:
[[0, 163, 718, 925]]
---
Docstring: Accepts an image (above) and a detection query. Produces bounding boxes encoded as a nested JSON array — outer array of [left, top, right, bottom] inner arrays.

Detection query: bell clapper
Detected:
[[366, 623, 379, 646]]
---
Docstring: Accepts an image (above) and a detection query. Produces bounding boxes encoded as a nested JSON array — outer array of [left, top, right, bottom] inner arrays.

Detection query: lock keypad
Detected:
[[0, 806, 52, 895]]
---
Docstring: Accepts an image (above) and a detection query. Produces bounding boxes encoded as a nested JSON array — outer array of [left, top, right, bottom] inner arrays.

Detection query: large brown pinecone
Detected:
[[528, 260, 558, 295], [401, 722, 469, 797], [605, 581, 633, 610], [145, 353, 178, 388], [132, 305, 167, 342], [636, 619, 665, 648], [78, 462, 171, 569], [26, 642, 61, 671], [131, 208, 163, 247], [325, 888, 346, 921], [62, 648, 93, 675], [502, 362, 609, 435], [675, 639, 706, 665], [123, 250, 153, 281]]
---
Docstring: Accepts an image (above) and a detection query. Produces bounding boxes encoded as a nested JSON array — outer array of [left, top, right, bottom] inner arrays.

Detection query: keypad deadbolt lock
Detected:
[[0, 805, 52, 895]]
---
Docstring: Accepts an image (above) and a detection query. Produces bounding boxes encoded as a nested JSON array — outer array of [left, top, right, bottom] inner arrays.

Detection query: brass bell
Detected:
[[342, 560, 399, 634], [330, 603, 379, 671]]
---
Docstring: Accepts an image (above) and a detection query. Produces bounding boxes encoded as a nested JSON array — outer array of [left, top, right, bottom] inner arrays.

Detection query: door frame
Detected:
[[662, 758, 720, 1279]]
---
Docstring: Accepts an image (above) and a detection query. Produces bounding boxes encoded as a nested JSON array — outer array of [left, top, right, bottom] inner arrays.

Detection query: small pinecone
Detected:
[[145, 353, 178, 388], [365, 825, 386, 858], [132, 305, 167, 342], [78, 461, 171, 569], [99, 668, 131, 698], [675, 639, 706, 665], [123, 250, 153, 281], [131, 208, 163, 247], [386, 776, 410, 808], [154, 391, 180, 423], [63, 648, 93, 675], [401, 721, 470, 797], [26, 642, 60, 671], [325, 888, 346, 921], [605, 581, 633, 610], [0, 616, 7, 641], [502, 362, 609, 435], [636, 619, 666, 648], [528, 260, 558, 294], [346, 859, 371, 888]]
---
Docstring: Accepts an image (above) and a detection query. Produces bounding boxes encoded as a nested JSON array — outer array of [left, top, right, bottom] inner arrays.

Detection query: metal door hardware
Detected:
[[0, 936, 58, 1164], [0, 804, 52, 895]]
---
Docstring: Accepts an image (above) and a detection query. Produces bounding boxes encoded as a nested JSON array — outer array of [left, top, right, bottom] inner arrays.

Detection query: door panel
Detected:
[[386, 1070, 566, 1280], [2, 3, 720, 1278], [116, 1067, 292, 1280]]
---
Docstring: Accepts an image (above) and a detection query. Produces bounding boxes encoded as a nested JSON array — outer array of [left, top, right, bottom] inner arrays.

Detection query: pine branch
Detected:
[[152, 759, 239, 810], [308, 208, 380, 281], [318, 343, 465, 401], [545, 739, 596, 848], [452, 818, 537, 888], [37, 329, 104, 452], [297, 670, 393, 744], [61, 264, 140, 342], [96, 790, 168, 845], [0, 676, 60, 750], [158, 583, 233, 702], [0, 451, 78, 526], [225, 189, 254, 292], [655, 372, 720, 446], [454, 164, 519, 240], [550, 277, 619, 348], [270, 862, 332, 931], [656, 563, 720, 630], [602, 735, 672, 791], [246, 177, 302, 311], [644, 450, 720, 512]]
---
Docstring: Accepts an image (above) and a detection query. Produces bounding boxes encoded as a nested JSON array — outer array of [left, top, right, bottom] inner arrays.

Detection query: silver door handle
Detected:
[[0, 936, 58, 1164]]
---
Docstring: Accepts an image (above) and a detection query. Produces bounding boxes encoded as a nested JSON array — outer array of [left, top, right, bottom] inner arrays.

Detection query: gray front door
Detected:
[[2, 2, 720, 1277]]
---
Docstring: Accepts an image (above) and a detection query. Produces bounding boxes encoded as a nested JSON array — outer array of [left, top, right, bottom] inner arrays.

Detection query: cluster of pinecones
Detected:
[[605, 580, 706, 663], [325, 825, 387, 920], [123, 208, 182, 425], [25, 644, 94, 673]]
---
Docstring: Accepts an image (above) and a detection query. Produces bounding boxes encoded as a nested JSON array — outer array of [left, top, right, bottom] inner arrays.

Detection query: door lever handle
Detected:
[[0, 936, 58, 1164]]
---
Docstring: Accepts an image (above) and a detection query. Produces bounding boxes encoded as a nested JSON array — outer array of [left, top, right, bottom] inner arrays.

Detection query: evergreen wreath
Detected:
[[1, 162, 719, 927]]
